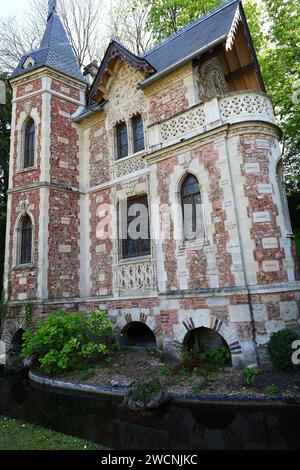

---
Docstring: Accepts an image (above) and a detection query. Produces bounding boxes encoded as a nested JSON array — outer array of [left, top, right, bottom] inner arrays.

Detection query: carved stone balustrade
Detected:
[[148, 92, 276, 149], [116, 259, 156, 295]]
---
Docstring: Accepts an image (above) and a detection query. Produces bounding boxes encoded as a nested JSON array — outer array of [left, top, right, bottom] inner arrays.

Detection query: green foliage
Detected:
[[24, 303, 32, 330], [21, 310, 118, 375], [78, 368, 96, 382], [158, 364, 173, 375], [146, 0, 219, 42], [265, 384, 279, 395], [243, 367, 262, 386], [178, 344, 231, 371], [210, 346, 231, 365], [268, 329, 300, 371]]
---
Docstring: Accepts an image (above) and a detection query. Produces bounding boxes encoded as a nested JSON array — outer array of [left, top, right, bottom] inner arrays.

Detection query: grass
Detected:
[[0, 416, 104, 450]]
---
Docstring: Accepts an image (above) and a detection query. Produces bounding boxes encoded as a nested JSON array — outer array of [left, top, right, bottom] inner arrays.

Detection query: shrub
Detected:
[[177, 345, 231, 370], [265, 384, 279, 395], [243, 367, 261, 386], [22, 310, 118, 375], [268, 329, 300, 371], [210, 346, 231, 365]]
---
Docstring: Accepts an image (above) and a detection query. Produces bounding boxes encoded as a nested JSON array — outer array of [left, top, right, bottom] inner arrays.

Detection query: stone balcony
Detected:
[[148, 91, 276, 149]]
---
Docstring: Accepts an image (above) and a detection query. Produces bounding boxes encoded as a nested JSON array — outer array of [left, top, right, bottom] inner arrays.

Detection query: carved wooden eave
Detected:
[[87, 40, 156, 104]]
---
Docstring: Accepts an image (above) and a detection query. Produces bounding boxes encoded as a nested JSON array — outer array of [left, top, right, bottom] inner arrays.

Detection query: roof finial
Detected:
[[48, 0, 57, 19]]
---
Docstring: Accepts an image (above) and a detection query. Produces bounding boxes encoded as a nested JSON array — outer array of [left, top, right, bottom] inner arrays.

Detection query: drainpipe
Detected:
[[224, 131, 260, 366]]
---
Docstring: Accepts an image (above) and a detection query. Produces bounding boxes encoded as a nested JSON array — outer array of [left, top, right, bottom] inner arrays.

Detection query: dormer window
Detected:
[[24, 119, 35, 168], [132, 114, 144, 153], [116, 122, 128, 159], [23, 57, 35, 69]]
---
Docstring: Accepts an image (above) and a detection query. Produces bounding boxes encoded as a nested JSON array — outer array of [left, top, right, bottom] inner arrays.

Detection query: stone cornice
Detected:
[[8, 181, 82, 195], [9, 67, 87, 91]]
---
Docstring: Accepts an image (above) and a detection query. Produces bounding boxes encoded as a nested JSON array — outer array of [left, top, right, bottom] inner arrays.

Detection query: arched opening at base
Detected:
[[11, 329, 25, 355], [183, 327, 232, 366], [121, 322, 157, 349]]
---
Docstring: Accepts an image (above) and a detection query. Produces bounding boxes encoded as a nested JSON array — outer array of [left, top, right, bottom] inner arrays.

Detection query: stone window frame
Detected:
[[170, 164, 209, 251], [16, 109, 40, 173], [118, 193, 151, 261], [13, 210, 35, 269], [113, 113, 147, 161]]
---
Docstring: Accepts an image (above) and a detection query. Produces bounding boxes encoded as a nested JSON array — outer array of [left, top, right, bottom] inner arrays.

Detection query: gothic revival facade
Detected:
[[2, 0, 300, 366]]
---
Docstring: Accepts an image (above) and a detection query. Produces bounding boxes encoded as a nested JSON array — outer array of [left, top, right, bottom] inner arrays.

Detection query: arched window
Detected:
[[19, 215, 33, 265], [24, 119, 35, 168], [181, 174, 204, 241]]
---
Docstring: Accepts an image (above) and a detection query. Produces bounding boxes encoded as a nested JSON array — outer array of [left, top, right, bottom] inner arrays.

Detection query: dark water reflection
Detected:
[[0, 372, 300, 450]]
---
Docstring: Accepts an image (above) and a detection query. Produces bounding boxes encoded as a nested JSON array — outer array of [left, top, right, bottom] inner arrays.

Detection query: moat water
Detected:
[[0, 371, 300, 450]]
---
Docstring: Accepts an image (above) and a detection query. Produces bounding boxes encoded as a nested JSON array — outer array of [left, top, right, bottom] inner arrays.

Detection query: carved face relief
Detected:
[[199, 58, 228, 100], [107, 62, 146, 126]]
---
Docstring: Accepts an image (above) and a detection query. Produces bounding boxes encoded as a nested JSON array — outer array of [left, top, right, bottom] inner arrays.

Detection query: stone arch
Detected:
[[175, 311, 244, 368], [2, 317, 26, 351], [120, 322, 157, 348], [169, 164, 208, 245], [13, 209, 35, 267], [114, 310, 162, 349], [16, 108, 40, 173]]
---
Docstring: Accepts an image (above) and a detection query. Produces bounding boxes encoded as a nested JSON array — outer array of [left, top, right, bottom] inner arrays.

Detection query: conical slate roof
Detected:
[[10, 10, 86, 83]]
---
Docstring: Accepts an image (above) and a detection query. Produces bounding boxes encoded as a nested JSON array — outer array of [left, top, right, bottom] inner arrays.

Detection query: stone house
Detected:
[[2, 0, 300, 367]]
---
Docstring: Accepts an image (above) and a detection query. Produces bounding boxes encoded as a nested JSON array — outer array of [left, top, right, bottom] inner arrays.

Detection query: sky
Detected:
[[1, 0, 27, 18]]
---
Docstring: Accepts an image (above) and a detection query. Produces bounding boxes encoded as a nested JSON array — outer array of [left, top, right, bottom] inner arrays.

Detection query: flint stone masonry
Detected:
[[3, 4, 300, 369]]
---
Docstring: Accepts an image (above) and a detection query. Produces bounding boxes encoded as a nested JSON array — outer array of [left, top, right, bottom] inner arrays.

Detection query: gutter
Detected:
[[72, 101, 106, 123], [139, 35, 227, 88]]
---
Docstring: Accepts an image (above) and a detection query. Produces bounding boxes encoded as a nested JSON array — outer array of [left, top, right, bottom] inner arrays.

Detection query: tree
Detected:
[[106, 0, 153, 55], [0, 74, 12, 291], [146, 0, 219, 42], [0, 0, 104, 71]]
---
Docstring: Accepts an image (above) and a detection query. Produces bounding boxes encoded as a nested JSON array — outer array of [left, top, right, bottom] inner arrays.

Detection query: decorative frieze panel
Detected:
[[113, 154, 146, 178], [161, 106, 206, 142], [154, 92, 276, 147], [219, 93, 274, 121], [117, 261, 156, 294]]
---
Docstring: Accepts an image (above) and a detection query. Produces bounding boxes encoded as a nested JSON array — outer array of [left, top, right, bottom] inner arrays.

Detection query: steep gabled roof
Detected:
[[10, 11, 86, 83], [87, 40, 155, 102], [141, 0, 241, 78]]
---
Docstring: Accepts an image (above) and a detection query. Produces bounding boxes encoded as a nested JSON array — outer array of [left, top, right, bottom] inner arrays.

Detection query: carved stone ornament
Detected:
[[107, 62, 146, 125], [124, 180, 138, 197], [200, 58, 228, 100], [18, 199, 30, 215], [23, 102, 33, 115]]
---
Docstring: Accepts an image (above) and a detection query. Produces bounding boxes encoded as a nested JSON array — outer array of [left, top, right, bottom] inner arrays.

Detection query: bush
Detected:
[[265, 384, 279, 395], [177, 345, 231, 370], [22, 310, 118, 375], [243, 367, 261, 386], [268, 329, 300, 371]]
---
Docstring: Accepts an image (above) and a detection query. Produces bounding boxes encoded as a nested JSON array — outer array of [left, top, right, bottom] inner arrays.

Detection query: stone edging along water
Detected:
[[29, 371, 300, 406]]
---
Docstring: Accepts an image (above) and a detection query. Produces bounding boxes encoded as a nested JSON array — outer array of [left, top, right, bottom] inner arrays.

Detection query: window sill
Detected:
[[177, 238, 210, 252], [118, 255, 152, 265], [114, 149, 145, 163], [17, 166, 36, 174], [13, 263, 34, 271]]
